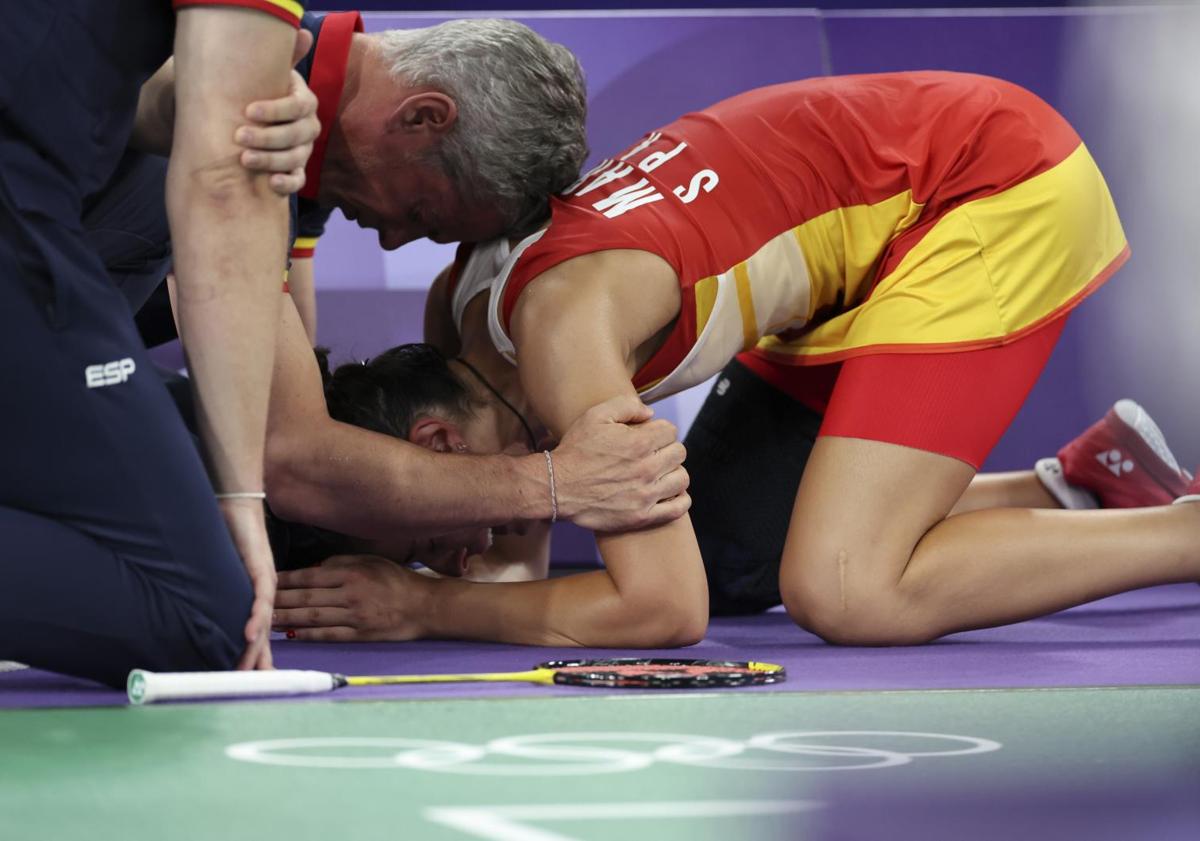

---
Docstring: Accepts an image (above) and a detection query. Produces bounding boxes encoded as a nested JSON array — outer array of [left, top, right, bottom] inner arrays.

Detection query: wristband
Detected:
[[543, 450, 558, 524]]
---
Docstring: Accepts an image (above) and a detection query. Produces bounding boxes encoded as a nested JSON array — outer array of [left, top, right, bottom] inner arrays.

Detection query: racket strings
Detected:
[[542, 659, 786, 688], [552, 664, 761, 676]]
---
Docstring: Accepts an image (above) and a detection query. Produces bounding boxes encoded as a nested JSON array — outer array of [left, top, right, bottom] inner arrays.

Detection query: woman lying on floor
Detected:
[[273, 71, 1199, 646]]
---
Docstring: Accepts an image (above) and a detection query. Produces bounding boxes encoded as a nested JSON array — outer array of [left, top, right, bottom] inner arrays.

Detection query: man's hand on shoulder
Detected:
[[551, 395, 691, 533]]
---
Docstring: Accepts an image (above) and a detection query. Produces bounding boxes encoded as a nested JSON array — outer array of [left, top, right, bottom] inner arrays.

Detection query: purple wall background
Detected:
[[310, 7, 1199, 559]]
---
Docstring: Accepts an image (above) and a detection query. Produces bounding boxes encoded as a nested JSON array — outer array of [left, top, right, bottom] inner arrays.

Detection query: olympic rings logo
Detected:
[[225, 730, 1001, 775]]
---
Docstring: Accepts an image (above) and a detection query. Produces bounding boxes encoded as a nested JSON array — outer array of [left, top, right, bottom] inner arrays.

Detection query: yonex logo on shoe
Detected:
[[1096, 449, 1135, 477], [85, 357, 136, 389]]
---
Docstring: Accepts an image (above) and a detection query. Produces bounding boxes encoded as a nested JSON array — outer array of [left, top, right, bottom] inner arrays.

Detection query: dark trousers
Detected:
[[0, 133, 250, 688]]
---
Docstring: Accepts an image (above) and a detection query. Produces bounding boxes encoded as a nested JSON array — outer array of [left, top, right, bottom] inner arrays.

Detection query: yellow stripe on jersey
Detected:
[[793, 189, 925, 320], [639, 223, 814, 403], [732, 263, 759, 351], [694, 275, 720, 337], [758, 143, 1127, 361], [269, 0, 304, 19], [175, 0, 303, 27]]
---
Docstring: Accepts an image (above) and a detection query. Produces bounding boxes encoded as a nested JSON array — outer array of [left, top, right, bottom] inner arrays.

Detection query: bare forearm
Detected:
[[273, 521, 707, 646], [171, 182, 286, 489], [422, 571, 684, 647], [267, 294, 551, 534], [422, 518, 707, 647], [168, 10, 294, 491], [267, 423, 552, 535]]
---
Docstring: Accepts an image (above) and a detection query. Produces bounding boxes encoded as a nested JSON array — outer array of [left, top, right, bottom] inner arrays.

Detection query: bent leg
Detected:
[[0, 507, 245, 687], [781, 436, 1198, 644], [778, 315, 1198, 644], [952, 470, 1058, 514], [0, 160, 250, 686]]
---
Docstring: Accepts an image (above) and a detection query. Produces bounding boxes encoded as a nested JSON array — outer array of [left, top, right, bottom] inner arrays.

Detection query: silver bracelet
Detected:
[[215, 491, 267, 500], [543, 450, 558, 524]]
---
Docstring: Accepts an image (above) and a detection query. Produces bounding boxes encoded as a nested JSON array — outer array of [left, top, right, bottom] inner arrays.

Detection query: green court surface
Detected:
[[3, 687, 1198, 841]]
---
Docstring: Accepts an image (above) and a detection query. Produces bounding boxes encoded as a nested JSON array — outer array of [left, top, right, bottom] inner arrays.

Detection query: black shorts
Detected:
[[683, 358, 822, 615]]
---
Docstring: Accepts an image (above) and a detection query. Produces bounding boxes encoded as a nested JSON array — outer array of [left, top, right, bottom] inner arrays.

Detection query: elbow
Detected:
[[168, 155, 277, 215], [621, 595, 709, 649], [661, 604, 709, 648]]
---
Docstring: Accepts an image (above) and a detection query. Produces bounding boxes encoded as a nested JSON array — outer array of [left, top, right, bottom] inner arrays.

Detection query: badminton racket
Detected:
[[127, 658, 785, 704]]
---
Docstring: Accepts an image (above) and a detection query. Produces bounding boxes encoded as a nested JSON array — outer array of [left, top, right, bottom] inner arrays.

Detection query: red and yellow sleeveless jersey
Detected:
[[173, 0, 303, 27], [485, 72, 1128, 403]]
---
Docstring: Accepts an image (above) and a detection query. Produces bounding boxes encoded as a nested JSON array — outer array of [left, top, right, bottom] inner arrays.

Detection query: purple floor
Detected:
[[3, 584, 1197, 709]]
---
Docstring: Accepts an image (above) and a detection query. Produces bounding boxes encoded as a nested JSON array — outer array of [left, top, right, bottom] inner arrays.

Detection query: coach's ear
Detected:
[[409, 415, 469, 454], [388, 91, 457, 137]]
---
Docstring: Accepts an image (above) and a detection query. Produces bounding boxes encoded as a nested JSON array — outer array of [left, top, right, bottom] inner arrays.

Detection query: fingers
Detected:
[[236, 116, 317, 152], [266, 168, 306, 197], [241, 557, 277, 668], [587, 394, 654, 424], [273, 586, 343, 610], [244, 591, 275, 641], [641, 491, 693, 528], [286, 626, 360, 642], [236, 637, 265, 670], [277, 566, 350, 590], [621, 418, 679, 454], [238, 604, 273, 670], [647, 438, 687, 474], [653, 462, 690, 501], [239, 144, 312, 175], [238, 68, 319, 196], [238, 137, 314, 175], [272, 606, 358, 629], [241, 149, 310, 194], [244, 71, 318, 124], [255, 638, 274, 670]]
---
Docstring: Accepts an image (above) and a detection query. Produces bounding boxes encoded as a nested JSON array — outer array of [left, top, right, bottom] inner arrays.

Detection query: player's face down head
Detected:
[[312, 345, 530, 573], [316, 343, 524, 456]]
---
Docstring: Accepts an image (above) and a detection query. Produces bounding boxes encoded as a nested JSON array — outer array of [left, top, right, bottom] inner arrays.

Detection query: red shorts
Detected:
[[736, 315, 1067, 469]]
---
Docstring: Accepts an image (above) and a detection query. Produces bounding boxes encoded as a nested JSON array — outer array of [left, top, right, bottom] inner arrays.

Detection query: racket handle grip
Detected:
[[127, 669, 337, 704]]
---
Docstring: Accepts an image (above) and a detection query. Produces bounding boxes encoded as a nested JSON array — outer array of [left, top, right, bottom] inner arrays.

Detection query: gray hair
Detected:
[[375, 19, 588, 232]]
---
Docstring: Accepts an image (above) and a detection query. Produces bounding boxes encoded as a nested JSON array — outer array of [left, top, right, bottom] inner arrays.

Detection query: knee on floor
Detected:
[[779, 560, 939, 647]]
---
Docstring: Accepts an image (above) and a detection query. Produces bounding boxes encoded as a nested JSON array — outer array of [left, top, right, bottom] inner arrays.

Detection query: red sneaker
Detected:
[[1058, 400, 1191, 508]]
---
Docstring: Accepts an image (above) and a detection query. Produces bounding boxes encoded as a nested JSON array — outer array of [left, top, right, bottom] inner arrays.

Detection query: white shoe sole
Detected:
[[1113, 398, 1190, 479]]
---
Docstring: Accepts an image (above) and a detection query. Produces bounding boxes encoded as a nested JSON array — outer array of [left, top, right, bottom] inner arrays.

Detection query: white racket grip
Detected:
[[127, 669, 338, 704]]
